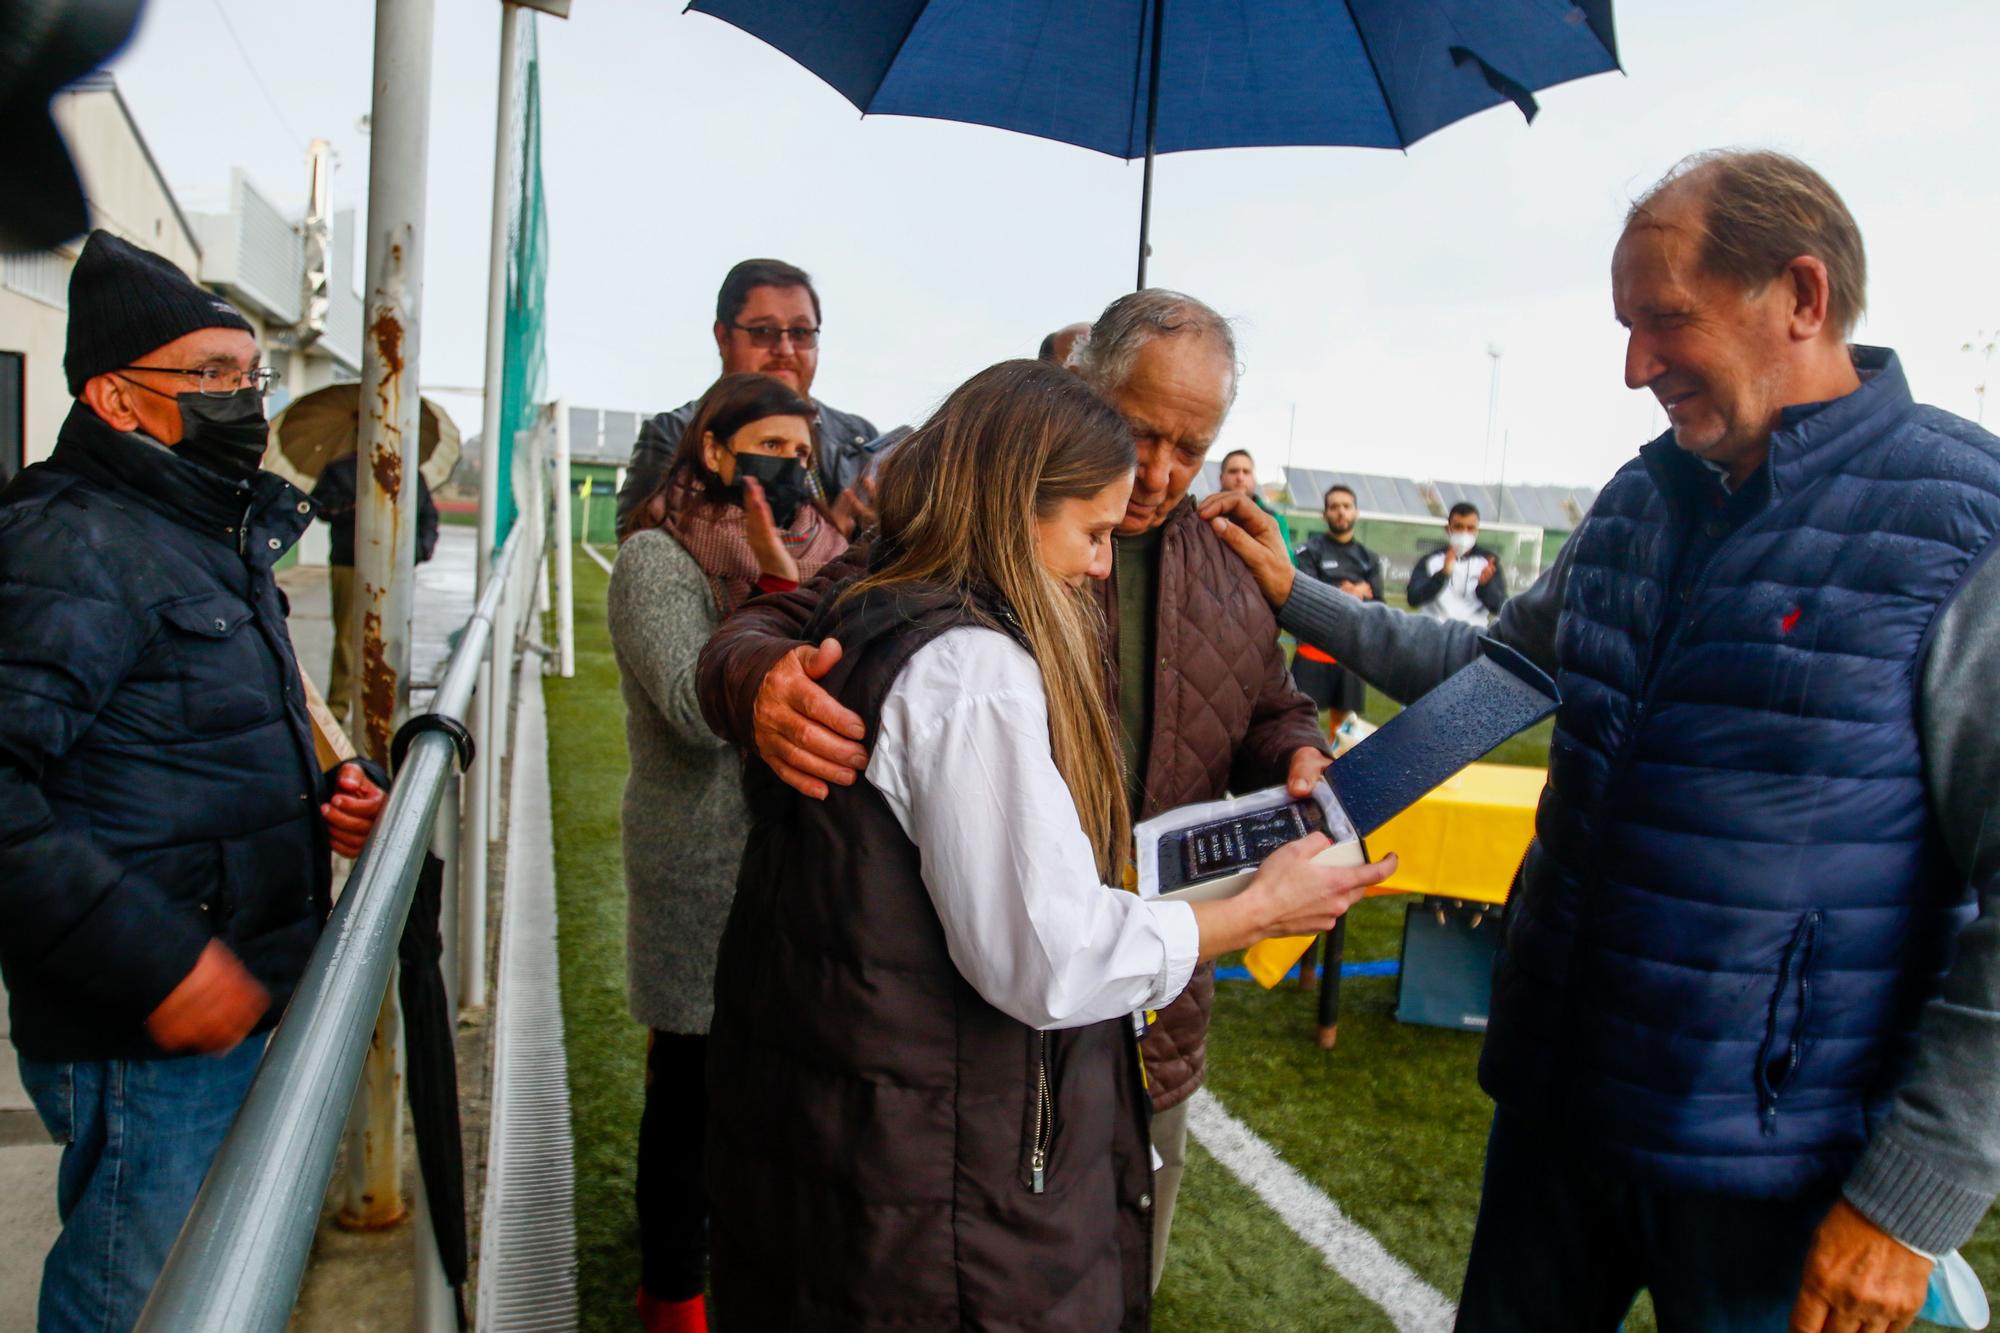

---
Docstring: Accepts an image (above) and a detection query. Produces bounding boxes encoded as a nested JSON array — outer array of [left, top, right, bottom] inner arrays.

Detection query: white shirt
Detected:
[[1415, 549, 1497, 627], [866, 627, 1201, 1031]]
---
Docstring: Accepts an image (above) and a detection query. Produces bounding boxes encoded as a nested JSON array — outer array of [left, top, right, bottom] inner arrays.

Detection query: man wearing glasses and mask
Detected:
[[615, 257, 882, 538], [0, 231, 386, 1331]]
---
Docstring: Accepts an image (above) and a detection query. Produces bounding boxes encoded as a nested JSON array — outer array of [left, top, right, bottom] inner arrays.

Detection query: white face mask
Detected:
[[1448, 531, 1477, 556]]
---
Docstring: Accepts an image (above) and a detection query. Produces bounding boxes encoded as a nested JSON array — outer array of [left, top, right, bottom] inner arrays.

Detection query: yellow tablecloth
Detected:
[[1364, 762, 1546, 907], [1241, 762, 1545, 987]]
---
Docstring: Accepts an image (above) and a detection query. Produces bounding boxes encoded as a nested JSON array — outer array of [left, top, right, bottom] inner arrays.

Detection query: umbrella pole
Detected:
[[1135, 0, 1165, 289]]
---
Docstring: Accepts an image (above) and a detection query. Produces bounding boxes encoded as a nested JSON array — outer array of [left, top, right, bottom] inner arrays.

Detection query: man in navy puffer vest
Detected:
[[1201, 151, 2000, 1331], [0, 232, 387, 1333]]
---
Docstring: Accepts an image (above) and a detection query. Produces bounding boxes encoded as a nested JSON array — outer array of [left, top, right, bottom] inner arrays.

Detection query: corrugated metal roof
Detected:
[[1284, 466, 1596, 531]]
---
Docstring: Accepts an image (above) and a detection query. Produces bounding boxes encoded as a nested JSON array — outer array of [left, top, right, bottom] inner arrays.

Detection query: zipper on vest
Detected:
[[1031, 1031, 1052, 1194], [1758, 909, 1823, 1135]]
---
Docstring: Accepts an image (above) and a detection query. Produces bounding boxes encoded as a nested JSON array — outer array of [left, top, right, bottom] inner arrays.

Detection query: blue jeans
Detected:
[[18, 1039, 265, 1333], [1456, 1107, 1838, 1333]]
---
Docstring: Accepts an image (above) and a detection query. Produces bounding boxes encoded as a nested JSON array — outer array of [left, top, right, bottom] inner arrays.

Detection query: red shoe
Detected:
[[635, 1288, 708, 1333]]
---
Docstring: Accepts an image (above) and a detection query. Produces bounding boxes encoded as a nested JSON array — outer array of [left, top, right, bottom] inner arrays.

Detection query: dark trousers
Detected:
[[1456, 1108, 1837, 1333], [637, 1030, 709, 1303]]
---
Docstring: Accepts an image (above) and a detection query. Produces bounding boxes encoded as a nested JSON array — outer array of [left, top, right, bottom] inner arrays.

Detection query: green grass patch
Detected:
[[1154, 1136, 1396, 1332], [543, 551, 646, 1332]]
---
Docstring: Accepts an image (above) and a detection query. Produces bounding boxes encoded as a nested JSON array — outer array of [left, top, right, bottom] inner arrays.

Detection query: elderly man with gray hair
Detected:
[[696, 289, 1331, 1290], [1203, 149, 2000, 1330]]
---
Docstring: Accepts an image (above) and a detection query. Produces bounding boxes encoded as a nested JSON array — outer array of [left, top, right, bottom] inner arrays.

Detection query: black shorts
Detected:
[[1291, 656, 1367, 714]]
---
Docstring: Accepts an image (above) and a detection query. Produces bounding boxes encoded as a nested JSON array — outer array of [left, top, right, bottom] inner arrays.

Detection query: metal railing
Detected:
[[135, 518, 533, 1331]]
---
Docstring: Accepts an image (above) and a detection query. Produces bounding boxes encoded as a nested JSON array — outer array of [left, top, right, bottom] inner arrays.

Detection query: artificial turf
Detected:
[[544, 550, 1995, 1332]]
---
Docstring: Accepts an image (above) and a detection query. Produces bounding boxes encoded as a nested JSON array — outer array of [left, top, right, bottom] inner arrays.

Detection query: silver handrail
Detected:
[[134, 521, 528, 1332]]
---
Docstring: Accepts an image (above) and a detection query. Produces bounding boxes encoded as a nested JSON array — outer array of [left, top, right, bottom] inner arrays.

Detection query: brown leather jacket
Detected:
[[696, 498, 1327, 1110]]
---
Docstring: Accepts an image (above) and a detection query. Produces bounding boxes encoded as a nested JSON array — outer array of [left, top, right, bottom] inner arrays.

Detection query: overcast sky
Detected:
[[106, 0, 2000, 493]]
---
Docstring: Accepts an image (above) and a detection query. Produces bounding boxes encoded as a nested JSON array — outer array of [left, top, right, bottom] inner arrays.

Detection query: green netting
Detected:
[[491, 16, 549, 548]]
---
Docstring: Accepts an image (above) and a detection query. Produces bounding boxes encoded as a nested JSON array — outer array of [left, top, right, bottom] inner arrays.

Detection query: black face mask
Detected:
[[730, 452, 813, 528], [174, 388, 269, 484]]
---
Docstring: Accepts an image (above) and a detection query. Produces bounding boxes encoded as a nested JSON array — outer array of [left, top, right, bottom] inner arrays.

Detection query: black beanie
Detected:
[[63, 230, 255, 396]]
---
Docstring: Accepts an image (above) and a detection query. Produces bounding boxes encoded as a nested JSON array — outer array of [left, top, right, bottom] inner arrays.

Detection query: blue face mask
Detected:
[[730, 453, 813, 528], [1917, 1250, 1989, 1329]]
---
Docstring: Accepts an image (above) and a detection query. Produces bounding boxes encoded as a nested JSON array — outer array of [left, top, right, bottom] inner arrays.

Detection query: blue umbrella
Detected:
[[687, 0, 1621, 287]]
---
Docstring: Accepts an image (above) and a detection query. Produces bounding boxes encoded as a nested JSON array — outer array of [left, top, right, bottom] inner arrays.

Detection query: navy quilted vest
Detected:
[[1479, 349, 2000, 1198]]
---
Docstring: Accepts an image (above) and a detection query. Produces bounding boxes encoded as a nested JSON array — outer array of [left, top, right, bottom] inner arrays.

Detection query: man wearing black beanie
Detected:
[[0, 230, 387, 1332]]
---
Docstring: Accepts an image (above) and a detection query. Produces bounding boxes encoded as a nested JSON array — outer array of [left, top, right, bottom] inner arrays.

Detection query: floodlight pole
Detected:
[[1134, 0, 1165, 289]]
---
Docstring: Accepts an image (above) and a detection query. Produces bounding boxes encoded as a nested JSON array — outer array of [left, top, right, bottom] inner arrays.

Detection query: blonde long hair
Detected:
[[848, 360, 1136, 880]]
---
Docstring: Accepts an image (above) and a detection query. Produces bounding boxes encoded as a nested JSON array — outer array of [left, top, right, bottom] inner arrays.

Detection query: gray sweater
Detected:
[[1282, 535, 2000, 1255], [607, 529, 745, 1034]]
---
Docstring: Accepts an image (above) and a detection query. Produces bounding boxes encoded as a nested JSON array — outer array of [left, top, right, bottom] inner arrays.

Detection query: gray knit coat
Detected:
[[607, 529, 745, 1034]]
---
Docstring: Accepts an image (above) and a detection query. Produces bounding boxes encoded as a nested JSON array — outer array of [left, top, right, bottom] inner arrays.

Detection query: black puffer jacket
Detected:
[[0, 404, 332, 1061]]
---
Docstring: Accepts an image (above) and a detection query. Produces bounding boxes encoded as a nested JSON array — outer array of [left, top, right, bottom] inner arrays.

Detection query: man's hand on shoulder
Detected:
[[1198, 491, 1296, 608], [755, 638, 870, 799], [1788, 1198, 1930, 1333], [145, 939, 270, 1054]]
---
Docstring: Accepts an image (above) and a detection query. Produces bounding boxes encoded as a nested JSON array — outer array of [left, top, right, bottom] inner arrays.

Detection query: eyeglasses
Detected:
[[120, 364, 280, 397], [728, 323, 820, 350]]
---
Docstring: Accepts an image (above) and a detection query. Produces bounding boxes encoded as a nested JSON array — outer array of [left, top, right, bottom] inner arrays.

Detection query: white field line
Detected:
[[580, 540, 614, 575], [1185, 1088, 1457, 1333]]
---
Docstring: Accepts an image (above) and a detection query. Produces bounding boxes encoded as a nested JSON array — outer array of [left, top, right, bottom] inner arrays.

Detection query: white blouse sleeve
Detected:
[[866, 626, 1201, 1031]]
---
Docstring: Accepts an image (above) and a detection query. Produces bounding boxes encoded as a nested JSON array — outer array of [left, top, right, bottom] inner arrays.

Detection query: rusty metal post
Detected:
[[337, 992, 407, 1231], [341, 0, 437, 1234]]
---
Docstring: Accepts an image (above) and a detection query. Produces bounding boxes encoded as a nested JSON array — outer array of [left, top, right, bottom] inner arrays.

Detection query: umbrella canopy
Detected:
[[266, 381, 462, 494], [689, 0, 1620, 284]]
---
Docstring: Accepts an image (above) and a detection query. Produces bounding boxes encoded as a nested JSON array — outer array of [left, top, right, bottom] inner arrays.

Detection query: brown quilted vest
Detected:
[[706, 581, 1155, 1332], [1092, 500, 1328, 1111]]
